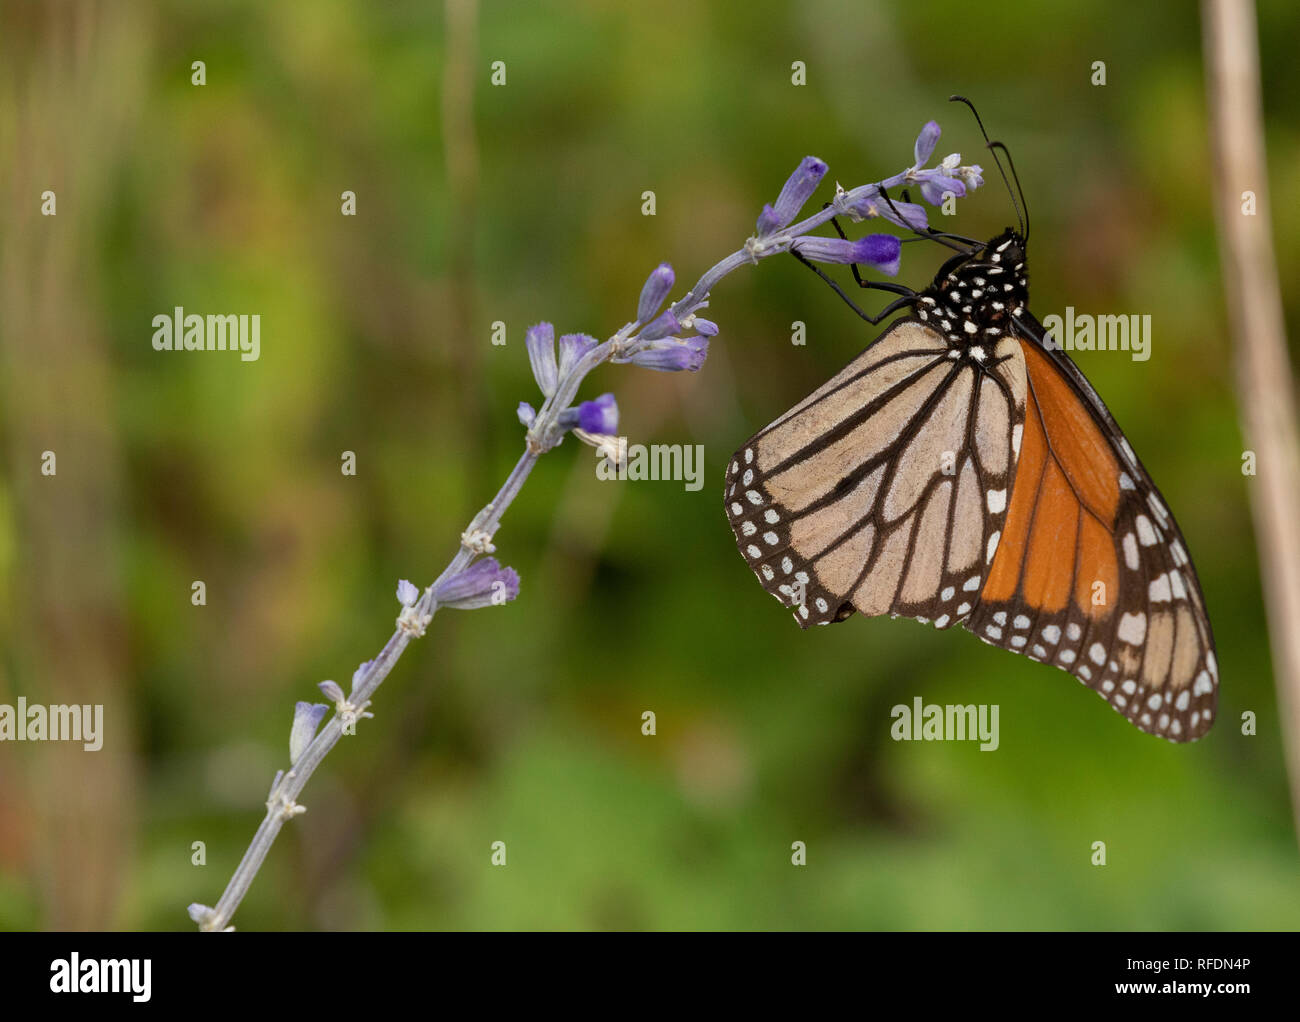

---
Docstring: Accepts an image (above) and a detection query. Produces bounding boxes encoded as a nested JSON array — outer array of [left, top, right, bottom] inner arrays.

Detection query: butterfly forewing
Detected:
[[725, 319, 1026, 629]]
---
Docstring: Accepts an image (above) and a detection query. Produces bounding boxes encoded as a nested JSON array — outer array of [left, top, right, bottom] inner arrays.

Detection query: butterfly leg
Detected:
[[869, 187, 983, 253]]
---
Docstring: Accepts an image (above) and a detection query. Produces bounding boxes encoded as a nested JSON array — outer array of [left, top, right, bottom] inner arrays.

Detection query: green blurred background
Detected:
[[1, 0, 1297, 930]]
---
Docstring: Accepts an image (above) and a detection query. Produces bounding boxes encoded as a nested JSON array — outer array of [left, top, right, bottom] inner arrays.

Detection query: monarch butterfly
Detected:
[[725, 99, 1218, 742]]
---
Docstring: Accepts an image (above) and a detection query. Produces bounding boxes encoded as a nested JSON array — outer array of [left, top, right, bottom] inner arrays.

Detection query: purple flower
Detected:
[[914, 120, 941, 166], [558, 392, 619, 434], [290, 701, 330, 765], [639, 308, 681, 341], [577, 393, 618, 434], [838, 185, 929, 231], [319, 679, 345, 704], [525, 322, 558, 396], [691, 317, 719, 337], [756, 156, 827, 236], [188, 904, 216, 927], [791, 234, 901, 276], [871, 121, 983, 213], [517, 401, 537, 428], [396, 579, 419, 606], [623, 335, 709, 372], [558, 333, 599, 377], [919, 172, 965, 207], [637, 263, 675, 323], [433, 558, 520, 609]]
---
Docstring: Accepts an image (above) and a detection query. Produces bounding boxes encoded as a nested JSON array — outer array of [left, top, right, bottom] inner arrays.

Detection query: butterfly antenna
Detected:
[[987, 141, 1029, 243], [948, 94, 1027, 240]]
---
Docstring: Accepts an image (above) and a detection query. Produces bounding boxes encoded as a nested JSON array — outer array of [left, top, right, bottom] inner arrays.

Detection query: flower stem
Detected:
[[193, 152, 933, 930]]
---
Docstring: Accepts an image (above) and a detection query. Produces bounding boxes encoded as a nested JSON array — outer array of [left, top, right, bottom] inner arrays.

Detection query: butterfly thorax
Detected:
[[915, 228, 1028, 356]]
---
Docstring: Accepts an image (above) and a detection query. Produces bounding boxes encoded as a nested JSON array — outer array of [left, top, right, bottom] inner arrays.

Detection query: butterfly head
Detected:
[[916, 228, 1028, 350]]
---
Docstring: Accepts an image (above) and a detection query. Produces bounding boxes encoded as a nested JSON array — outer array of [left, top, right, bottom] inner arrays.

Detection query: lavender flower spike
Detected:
[[791, 234, 902, 276], [290, 701, 330, 765], [433, 557, 521, 609], [525, 322, 558, 397], [637, 263, 675, 323], [756, 156, 828, 236]]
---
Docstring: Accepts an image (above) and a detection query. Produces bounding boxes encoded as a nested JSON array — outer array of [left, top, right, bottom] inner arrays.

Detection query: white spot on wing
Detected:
[[1118, 612, 1146, 645], [1123, 533, 1139, 570]]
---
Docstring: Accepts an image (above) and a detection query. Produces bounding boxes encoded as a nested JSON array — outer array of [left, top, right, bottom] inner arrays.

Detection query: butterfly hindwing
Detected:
[[725, 319, 1026, 629], [966, 325, 1218, 741]]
